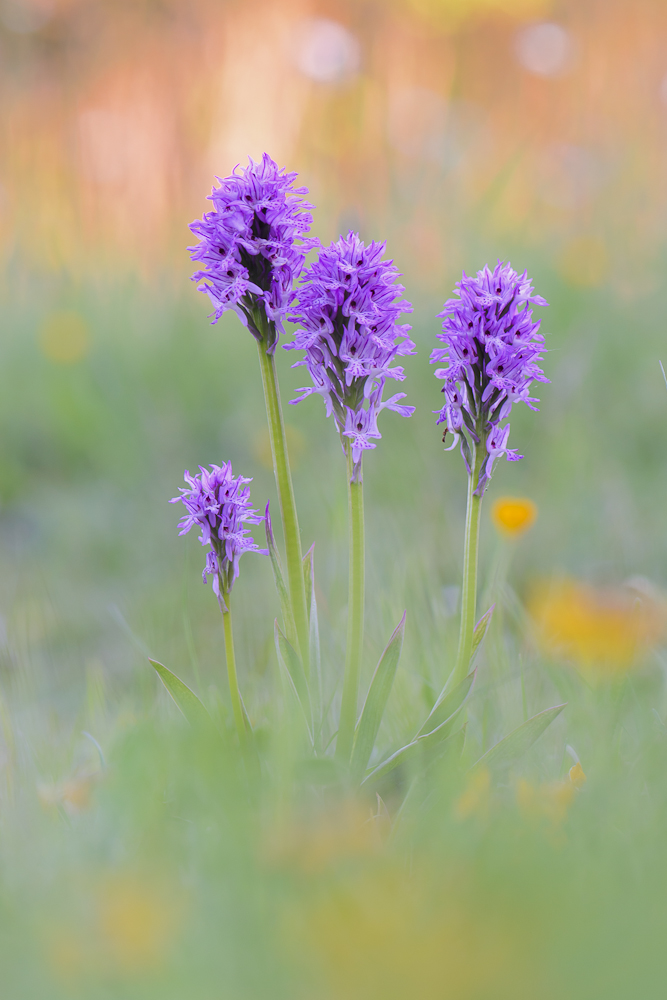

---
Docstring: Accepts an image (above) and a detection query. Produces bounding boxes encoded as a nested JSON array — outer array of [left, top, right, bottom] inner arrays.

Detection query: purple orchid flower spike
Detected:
[[431, 260, 548, 494], [285, 231, 415, 481], [188, 153, 317, 354], [170, 462, 266, 608]]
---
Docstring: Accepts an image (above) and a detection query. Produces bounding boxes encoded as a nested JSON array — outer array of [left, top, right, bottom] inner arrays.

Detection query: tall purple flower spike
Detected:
[[431, 261, 549, 494], [285, 232, 415, 481], [188, 153, 317, 354], [170, 463, 266, 604]]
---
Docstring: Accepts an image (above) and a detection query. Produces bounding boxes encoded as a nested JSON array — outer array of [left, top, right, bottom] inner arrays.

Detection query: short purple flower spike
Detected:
[[431, 261, 548, 494], [170, 463, 265, 603], [189, 154, 317, 354], [286, 232, 415, 480]]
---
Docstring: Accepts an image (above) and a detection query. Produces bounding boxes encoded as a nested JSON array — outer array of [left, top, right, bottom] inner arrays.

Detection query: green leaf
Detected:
[[416, 669, 476, 739], [471, 703, 567, 772], [351, 612, 406, 780], [150, 659, 212, 729], [361, 721, 463, 788], [274, 621, 312, 742], [303, 543, 321, 689], [470, 604, 495, 663], [265, 504, 297, 648]]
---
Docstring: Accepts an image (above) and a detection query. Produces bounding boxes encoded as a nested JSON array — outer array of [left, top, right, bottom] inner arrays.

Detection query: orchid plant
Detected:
[[159, 154, 556, 795]]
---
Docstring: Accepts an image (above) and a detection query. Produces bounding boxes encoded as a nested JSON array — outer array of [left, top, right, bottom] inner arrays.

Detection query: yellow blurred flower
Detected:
[[516, 778, 574, 827], [264, 800, 382, 874], [455, 767, 491, 820], [529, 578, 665, 676], [39, 310, 90, 364], [491, 496, 537, 537], [44, 873, 184, 984], [286, 858, 549, 1000], [38, 770, 98, 815], [568, 761, 586, 789], [97, 875, 180, 971]]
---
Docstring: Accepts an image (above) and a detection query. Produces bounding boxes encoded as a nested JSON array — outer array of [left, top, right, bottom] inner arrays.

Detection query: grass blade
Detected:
[[274, 621, 312, 742], [362, 721, 463, 787], [471, 703, 567, 772], [470, 604, 495, 663], [265, 503, 297, 648], [416, 669, 476, 738], [150, 659, 212, 729], [351, 612, 406, 779], [303, 543, 322, 708]]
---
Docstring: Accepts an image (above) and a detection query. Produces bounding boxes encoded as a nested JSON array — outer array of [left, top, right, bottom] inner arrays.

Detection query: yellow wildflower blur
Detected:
[[97, 875, 181, 971], [264, 800, 383, 874], [38, 771, 97, 815], [45, 872, 184, 984], [491, 496, 538, 537], [287, 859, 550, 1000], [39, 311, 90, 364], [529, 578, 666, 676], [455, 767, 491, 820], [516, 778, 575, 827], [569, 761, 586, 789]]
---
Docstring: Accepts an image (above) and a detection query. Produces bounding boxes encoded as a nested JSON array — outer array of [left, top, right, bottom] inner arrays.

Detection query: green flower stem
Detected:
[[221, 588, 246, 744], [256, 342, 310, 673], [452, 444, 485, 687], [336, 443, 365, 764]]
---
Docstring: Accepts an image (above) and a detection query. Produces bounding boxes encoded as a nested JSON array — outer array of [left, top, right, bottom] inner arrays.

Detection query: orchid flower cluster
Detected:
[[170, 462, 265, 606], [431, 261, 549, 495], [167, 153, 549, 774], [286, 232, 415, 480], [189, 152, 316, 353]]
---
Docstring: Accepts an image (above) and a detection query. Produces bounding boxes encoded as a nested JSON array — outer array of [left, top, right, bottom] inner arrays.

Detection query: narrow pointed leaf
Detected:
[[351, 612, 406, 779], [470, 604, 495, 663], [471, 703, 566, 772], [265, 504, 297, 648], [417, 669, 476, 738], [150, 659, 211, 729], [274, 621, 312, 742], [362, 723, 463, 788], [303, 543, 321, 694]]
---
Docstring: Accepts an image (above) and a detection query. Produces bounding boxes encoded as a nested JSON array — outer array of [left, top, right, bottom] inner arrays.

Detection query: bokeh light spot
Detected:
[[529, 577, 666, 676], [557, 236, 609, 287], [491, 496, 537, 537], [39, 311, 90, 364], [514, 22, 573, 77], [97, 876, 180, 970], [293, 18, 360, 85]]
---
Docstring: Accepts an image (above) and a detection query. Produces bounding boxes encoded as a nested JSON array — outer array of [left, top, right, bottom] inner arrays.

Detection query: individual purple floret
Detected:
[[188, 153, 317, 354], [285, 232, 415, 480], [170, 463, 266, 604], [431, 261, 548, 494]]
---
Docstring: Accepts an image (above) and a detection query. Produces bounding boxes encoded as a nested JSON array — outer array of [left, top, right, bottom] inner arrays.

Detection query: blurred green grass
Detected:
[[3, 255, 667, 996]]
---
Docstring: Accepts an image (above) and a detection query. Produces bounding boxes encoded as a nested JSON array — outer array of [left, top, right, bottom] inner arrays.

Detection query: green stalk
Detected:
[[336, 442, 365, 764], [256, 342, 310, 673], [452, 444, 485, 687], [221, 587, 246, 744]]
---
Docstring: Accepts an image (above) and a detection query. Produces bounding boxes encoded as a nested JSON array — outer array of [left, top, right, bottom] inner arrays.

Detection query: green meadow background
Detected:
[[2, 0, 667, 996]]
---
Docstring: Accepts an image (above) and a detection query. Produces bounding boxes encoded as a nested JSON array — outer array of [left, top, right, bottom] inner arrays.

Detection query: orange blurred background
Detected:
[[2, 0, 666, 292]]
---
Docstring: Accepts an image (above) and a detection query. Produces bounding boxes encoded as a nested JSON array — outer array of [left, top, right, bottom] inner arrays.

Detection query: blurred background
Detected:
[[2, 0, 667, 738]]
